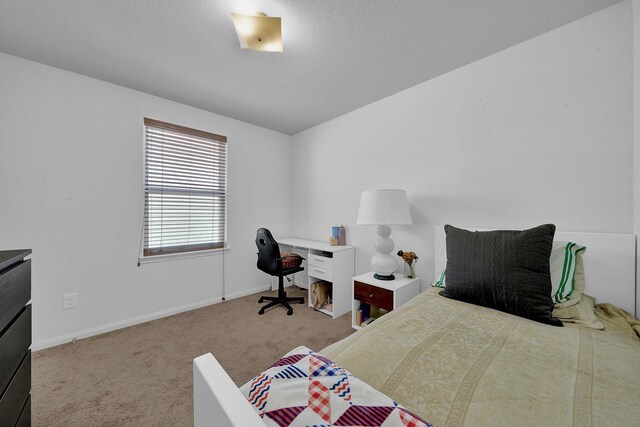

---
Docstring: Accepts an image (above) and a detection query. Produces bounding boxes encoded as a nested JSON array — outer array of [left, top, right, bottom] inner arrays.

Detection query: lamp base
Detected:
[[370, 225, 398, 280]]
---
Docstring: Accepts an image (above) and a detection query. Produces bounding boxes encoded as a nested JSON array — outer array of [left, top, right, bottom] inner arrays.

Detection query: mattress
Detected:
[[321, 288, 640, 427]]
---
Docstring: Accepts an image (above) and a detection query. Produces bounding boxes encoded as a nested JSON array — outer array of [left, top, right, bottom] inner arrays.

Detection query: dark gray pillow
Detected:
[[440, 224, 562, 326]]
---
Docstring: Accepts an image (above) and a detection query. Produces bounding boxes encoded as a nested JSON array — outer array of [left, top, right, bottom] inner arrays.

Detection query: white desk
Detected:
[[278, 238, 355, 318]]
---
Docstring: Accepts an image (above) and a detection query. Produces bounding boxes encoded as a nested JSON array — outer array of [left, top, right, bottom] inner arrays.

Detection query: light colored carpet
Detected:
[[32, 287, 353, 426]]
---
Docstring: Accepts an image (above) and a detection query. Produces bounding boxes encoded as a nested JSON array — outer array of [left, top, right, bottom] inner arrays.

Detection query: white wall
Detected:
[[633, 0, 640, 317], [0, 53, 292, 349], [291, 3, 633, 289], [0, 2, 635, 347]]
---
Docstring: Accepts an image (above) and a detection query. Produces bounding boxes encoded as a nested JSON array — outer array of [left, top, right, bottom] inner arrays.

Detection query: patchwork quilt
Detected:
[[239, 346, 433, 427]]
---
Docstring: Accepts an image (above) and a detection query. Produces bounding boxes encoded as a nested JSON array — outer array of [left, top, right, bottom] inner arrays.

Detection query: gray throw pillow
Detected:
[[440, 224, 562, 326]]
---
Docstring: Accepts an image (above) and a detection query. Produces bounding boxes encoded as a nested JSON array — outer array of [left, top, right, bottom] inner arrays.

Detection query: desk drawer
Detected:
[[354, 281, 393, 311], [308, 265, 333, 281], [0, 304, 31, 395], [307, 254, 333, 270], [0, 351, 30, 427], [0, 259, 31, 334]]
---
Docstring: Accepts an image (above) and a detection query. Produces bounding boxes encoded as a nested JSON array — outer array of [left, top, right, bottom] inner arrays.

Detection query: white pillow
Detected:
[[549, 241, 586, 304], [554, 252, 585, 308], [432, 269, 446, 288]]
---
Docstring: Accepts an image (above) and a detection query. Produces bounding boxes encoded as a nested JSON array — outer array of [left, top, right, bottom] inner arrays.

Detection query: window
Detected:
[[143, 118, 227, 257]]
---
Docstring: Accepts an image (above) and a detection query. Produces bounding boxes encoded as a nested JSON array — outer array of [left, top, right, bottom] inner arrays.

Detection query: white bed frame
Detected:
[[193, 354, 265, 427], [194, 229, 637, 426]]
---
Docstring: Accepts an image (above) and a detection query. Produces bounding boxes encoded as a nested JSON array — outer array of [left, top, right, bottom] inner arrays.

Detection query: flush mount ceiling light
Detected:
[[230, 12, 283, 53]]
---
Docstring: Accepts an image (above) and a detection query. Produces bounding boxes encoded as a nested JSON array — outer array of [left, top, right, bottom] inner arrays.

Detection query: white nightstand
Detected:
[[351, 272, 421, 330]]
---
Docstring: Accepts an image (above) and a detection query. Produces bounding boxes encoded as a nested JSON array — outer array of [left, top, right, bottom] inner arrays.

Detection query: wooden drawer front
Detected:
[[354, 281, 393, 311], [0, 351, 31, 427], [307, 255, 333, 270], [308, 265, 333, 281], [0, 304, 31, 395], [0, 259, 31, 334], [15, 394, 30, 427]]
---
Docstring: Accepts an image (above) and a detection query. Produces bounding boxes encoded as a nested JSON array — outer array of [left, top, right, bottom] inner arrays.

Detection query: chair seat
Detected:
[[281, 253, 304, 269], [281, 265, 304, 277]]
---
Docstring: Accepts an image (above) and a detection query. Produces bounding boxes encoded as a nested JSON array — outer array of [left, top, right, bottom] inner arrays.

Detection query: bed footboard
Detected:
[[193, 353, 265, 427]]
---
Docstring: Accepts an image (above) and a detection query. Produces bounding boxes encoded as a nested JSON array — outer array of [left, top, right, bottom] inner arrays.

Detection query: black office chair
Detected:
[[256, 228, 305, 315]]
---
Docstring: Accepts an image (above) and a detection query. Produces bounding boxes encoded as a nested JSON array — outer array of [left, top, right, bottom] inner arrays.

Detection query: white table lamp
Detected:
[[356, 189, 412, 280]]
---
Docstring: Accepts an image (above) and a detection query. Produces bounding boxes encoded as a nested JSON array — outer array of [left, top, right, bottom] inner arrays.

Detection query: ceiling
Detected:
[[0, 0, 623, 135]]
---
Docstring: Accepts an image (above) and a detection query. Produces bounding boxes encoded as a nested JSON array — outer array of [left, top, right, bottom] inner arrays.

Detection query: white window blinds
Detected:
[[143, 118, 227, 256]]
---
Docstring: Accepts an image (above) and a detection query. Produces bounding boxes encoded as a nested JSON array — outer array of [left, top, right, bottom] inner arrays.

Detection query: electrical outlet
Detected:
[[63, 293, 77, 309]]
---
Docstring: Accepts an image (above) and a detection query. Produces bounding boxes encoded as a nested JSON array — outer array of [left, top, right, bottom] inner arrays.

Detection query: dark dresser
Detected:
[[0, 250, 32, 427]]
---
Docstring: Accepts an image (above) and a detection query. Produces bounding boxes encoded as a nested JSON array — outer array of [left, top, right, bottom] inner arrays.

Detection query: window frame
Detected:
[[140, 118, 228, 260]]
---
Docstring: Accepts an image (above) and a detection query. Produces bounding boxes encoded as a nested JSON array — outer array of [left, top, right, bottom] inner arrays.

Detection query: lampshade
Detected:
[[231, 12, 283, 53], [356, 189, 412, 226], [356, 189, 412, 281]]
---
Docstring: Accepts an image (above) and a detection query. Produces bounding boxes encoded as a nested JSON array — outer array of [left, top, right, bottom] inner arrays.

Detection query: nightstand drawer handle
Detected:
[[369, 293, 374, 298]]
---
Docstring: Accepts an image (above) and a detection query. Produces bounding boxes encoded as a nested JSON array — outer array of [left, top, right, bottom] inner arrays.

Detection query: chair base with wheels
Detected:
[[258, 276, 305, 316], [255, 228, 305, 316]]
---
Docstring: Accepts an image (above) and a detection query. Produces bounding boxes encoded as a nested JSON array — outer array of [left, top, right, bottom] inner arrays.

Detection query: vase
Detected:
[[404, 262, 415, 279]]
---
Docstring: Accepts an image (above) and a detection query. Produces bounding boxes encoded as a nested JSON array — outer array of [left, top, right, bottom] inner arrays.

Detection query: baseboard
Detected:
[[224, 284, 271, 300], [32, 284, 271, 351]]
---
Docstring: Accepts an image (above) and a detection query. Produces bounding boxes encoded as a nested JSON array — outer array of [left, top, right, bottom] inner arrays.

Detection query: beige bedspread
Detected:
[[321, 288, 640, 427]]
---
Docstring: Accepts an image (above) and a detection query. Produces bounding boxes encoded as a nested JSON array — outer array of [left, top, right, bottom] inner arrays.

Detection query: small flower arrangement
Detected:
[[397, 250, 418, 279], [397, 250, 419, 265]]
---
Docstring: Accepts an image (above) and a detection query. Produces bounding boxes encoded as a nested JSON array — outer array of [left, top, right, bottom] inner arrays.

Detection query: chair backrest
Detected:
[[255, 228, 280, 275]]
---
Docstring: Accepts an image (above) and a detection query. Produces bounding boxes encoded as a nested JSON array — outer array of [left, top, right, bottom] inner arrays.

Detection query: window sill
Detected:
[[138, 247, 231, 265]]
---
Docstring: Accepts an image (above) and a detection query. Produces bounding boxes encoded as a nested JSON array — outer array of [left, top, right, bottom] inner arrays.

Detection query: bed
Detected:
[[193, 229, 639, 427]]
